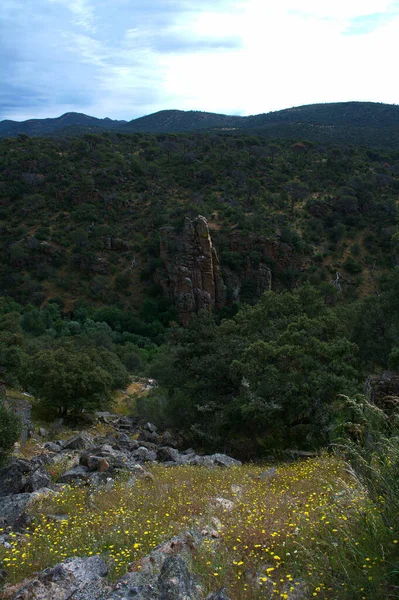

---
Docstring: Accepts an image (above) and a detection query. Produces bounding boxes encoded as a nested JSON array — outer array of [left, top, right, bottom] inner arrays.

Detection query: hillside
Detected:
[[2, 102, 399, 148]]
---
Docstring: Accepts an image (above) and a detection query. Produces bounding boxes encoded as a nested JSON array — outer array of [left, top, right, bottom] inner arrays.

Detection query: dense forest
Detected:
[[0, 129, 399, 454]]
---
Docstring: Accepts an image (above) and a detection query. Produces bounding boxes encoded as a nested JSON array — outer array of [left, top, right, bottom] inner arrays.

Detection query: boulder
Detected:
[[0, 493, 32, 529], [63, 434, 92, 451], [211, 454, 242, 468], [0, 460, 34, 497], [23, 468, 51, 492], [158, 556, 200, 600], [8, 555, 108, 600], [156, 447, 182, 463], [43, 441, 62, 452], [58, 466, 90, 484], [102, 571, 160, 599], [144, 422, 158, 434], [132, 447, 157, 463]]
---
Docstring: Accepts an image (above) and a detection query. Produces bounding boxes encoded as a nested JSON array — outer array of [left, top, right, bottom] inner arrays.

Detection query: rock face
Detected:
[[155, 215, 301, 325], [156, 216, 226, 325]]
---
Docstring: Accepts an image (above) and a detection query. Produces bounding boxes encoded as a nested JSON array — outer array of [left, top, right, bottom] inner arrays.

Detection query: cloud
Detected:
[[1, 0, 399, 121]]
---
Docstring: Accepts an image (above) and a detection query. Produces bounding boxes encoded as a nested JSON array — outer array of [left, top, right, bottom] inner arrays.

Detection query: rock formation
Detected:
[[156, 216, 226, 325]]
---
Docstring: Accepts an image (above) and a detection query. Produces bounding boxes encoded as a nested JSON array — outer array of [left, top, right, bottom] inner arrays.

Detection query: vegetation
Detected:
[[0, 398, 21, 464], [0, 455, 397, 599]]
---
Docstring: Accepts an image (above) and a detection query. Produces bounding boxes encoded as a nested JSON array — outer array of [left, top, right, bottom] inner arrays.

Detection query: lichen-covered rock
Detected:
[[0, 460, 34, 497], [62, 434, 92, 450], [158, 555, 200, 600], [8, 555, 109, 600], [0, 493, 32, 529], [210, 454, 242, 468], [23, 468, 51, 492], [58, 465, 90, 484], [206, 588, 231, 600]]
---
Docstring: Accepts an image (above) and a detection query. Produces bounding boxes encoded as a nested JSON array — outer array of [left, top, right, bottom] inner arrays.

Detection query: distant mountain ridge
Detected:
[[1, 102, 399, 148]]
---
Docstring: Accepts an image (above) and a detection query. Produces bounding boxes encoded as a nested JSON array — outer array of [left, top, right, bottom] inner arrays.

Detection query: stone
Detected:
[[156, 447, 182, 463], [139, 430, 160, 444], [259, 467, 278, 481], [58, 465, 90, 484], [23, 468, 51, 492], [207, 588, 231, 600], [133, 447, 157, 463], [0, 493, 32, 529], [156, 216, 226, 325], [102, 571, 160, 600], [43, 441, 62, 452], [0, 460, 34, 497], [213, 498, 235, 511], [8, 555, 109, 600], [38, 427, 48, 437], [210, 454, 242, 468], [144, 422, 158, 433], [158, 556, 200, 600], [63, 434, 92, 450], [88, 473, 114, 489]]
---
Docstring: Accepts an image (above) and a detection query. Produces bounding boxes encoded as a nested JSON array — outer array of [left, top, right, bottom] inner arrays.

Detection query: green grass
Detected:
[[1, 456, 397, 599]]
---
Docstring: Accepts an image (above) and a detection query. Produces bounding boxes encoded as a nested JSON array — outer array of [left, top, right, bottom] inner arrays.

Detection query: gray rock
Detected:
[[43, 441, 62, 452], [0, 460, 34, 497], [158, 555, 199, 600], [63, 434, 92, 450], [133, 447, 157, 463], [88, 473, 114, 489], [157, 447, 182, 463], [211, 454, 242, 468], [58, 465, 90, 484], [207, 588, 231, 600], [0, 493, 32, 529], [23, 468, 51, 492], [259, 467, 278, 480], [102, 572, 160, 600], [38, 427, 48, 437], [9, 555, 109, 600], [144, 422, 158, 433], [139, 430, 160, 444]]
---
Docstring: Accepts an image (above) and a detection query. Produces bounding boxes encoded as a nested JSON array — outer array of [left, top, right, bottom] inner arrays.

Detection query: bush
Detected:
[[0, 399, 21, 465]]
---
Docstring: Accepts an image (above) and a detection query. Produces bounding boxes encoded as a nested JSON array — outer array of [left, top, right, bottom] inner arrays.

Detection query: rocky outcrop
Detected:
[[365, 371, 399, 414], [156, 216, 226, 325], [155, 215, 303, 324], [7, 556, 109, 600]]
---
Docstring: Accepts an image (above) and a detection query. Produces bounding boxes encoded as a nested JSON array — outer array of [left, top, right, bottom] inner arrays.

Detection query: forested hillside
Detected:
[[0, 131, 399, 452]]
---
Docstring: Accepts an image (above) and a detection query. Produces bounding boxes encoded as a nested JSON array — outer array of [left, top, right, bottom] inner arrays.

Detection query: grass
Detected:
[[0, 455, 398, 599]]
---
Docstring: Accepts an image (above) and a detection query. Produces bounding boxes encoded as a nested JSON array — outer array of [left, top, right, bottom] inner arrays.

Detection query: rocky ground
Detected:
[[0, 412, 242, 599]]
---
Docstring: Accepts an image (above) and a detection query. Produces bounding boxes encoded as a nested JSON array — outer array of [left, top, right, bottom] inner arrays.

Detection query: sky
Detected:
[[1, 0, 399, 122]]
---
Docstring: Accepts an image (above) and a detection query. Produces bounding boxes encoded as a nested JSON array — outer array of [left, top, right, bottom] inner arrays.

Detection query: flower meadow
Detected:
[[1, 455, 398, 599]]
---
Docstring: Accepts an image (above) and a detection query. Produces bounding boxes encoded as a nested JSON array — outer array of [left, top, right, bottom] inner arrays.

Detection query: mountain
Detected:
[[1, 102, 399, 148], [0, 112, 125, 137]]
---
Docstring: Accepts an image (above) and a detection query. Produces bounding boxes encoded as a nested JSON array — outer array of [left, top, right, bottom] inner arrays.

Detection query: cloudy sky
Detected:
[[1, 0, 399, 121]]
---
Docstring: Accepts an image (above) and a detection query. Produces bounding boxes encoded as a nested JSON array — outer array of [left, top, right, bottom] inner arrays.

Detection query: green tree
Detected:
[[24, 347, 112, 416]]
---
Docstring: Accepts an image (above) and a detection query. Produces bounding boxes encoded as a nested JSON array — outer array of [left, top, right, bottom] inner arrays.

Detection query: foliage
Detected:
[[151, 285, 360, 453], [0, 398, 21, 464], [23, 346, 114, 416]]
